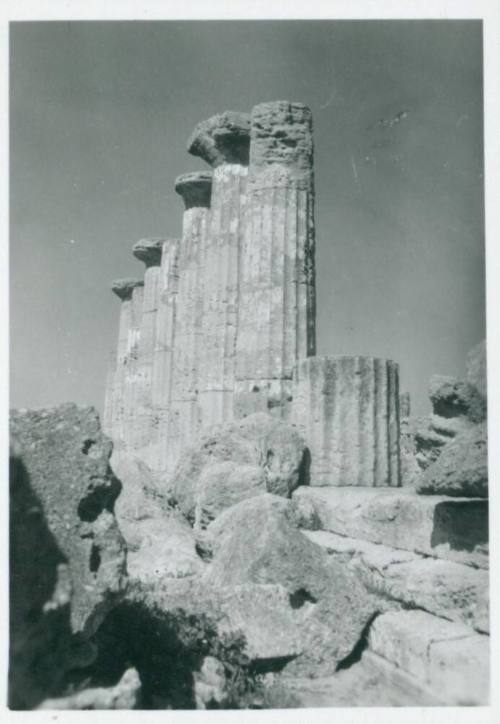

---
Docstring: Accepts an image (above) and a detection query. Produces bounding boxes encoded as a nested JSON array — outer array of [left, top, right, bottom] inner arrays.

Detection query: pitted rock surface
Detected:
[[203, 494, 381, 674], [132, 238, 164, 267], [429, 375, 486, 423], [111, 452, 204, 583], [188, 110, 251, 167], [417, 422, 488, 497], [10, 404, 127, 635], [9, 446, 74, 709], [250, 101, 313, 182], [174, 171, 213, 209], [169, 413, 309, 523], [111, 278, 144, 301]]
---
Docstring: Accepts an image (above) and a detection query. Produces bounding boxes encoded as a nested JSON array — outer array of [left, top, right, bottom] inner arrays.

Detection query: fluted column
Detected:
[[166, 173, 212, 472], [104, 278, 144, 447], [119, 280, 145, 450], [127, 238, 163, 453], [292, 356, 400, 487], [148, 238, 180, 472], [234, 101, 316, 419], [188, 111, 250, 430]]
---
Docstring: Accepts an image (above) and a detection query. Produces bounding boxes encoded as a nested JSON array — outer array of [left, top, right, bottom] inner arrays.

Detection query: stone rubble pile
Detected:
[[10, 101, 489, 709]]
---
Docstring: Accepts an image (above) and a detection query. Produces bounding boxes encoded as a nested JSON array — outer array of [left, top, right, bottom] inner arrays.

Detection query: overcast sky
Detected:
[[10, 20, 484, 416]]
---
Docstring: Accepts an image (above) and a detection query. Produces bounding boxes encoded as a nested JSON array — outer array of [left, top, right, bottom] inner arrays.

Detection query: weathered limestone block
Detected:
[[235, 101, 316, 418], [128, 238, 163, 452], [292, 356, 400, 487], [166, 173, 212, 473], [304, 530, 489, 633], [10, 405, 127, 636], [128, 578, 303, 665], [189, 112, 250, 430], [104, 279, 144, 447], [368, 611, 489, 705], [149, 238, 180, 473], [466, 339, 487, 399], [194, 461, 267, 530], [169, 412, 308, 523], [293, 486, 488, 568], [110, 451, 203, 584], [417, 421, 488, 497], [203, 494, 380, 675], [429, 374, 486, 423]]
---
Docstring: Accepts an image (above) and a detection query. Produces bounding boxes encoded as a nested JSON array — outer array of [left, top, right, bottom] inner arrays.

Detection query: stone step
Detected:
[[304, 530, 489, 633], [367, 610, 489, 705], [293, 486, 488, 568], [278, 649, 444, 707]]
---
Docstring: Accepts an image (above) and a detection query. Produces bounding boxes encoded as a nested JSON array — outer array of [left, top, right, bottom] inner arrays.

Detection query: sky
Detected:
[[9, 20, 485, 416]]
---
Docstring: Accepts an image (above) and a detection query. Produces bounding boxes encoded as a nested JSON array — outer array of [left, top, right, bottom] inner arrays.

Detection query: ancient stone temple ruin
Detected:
[[103, 100, 400, 484], [10, 100, 488, 709]]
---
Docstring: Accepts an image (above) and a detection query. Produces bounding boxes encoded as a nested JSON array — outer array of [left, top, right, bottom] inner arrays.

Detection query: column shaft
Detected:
[[168, 207, 210, 471], [292, 356, 400, 487], [234, 101, 316, 418], [197, 164, 248, 428]]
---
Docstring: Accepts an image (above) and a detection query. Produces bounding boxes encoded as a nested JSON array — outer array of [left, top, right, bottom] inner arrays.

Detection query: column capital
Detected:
[[187, 111, 251, 167], [111, 278, 144, 301], [175, 171, 212, 209], [132, 238, 164, 267]]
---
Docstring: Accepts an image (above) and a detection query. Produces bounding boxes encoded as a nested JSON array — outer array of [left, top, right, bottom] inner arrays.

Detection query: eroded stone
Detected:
[[188, 110, 251, 167], [10, 404, 127, 635]]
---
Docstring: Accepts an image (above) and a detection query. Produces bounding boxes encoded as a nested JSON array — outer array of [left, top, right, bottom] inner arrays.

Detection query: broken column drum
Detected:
[[166, 173, 212, 473], [188, 111, 250, 429], [105, 278, 144, 448], [292, 356, 400, 487], [127, 238, 163, 453], [234, 101, 316, 418]]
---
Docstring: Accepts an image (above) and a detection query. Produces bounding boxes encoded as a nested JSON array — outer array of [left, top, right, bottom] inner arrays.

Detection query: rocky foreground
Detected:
[[9, 344, 489, 709]]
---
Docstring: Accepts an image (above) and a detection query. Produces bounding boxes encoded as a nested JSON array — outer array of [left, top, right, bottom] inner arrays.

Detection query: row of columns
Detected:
[[103, 100, 401, 485]]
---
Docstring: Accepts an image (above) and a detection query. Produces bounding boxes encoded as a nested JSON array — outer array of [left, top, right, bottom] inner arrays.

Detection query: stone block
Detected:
[[304, 530, 489, 632], [293, 486, 488, 568], [368, 611, 489, 705], [417, 422, 488, 497]]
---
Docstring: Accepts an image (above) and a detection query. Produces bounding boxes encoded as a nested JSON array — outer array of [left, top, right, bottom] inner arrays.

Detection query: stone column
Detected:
[[234, 101, 316, 419], [187, 111, 250, 429], [400, 392, 411, 419], [148, 238, 180, 473], [117, 279, 145, 451], [292, 356, 400, 487], [104, 279, 144, 447], [127, 238, 163, 453], [166, 173, 212, 472]]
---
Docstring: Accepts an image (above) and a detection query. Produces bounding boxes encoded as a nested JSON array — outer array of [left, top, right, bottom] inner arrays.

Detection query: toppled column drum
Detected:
[[292, 356, 400, 487]]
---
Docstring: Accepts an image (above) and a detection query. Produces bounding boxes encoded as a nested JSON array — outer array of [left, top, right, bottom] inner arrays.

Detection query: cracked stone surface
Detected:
[[187, 110, 251, 167], [10, 404, 127, 636]]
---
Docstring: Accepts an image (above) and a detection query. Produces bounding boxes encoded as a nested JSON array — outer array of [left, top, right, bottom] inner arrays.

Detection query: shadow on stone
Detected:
[[431, 500, 488, 552]]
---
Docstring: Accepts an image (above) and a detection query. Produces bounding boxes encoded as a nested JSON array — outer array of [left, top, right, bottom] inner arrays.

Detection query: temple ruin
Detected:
[[103, 100, 401, 482]]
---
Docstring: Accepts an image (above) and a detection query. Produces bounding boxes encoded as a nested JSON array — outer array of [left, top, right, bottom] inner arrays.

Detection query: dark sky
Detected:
[[10, 20, 485, 416]]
